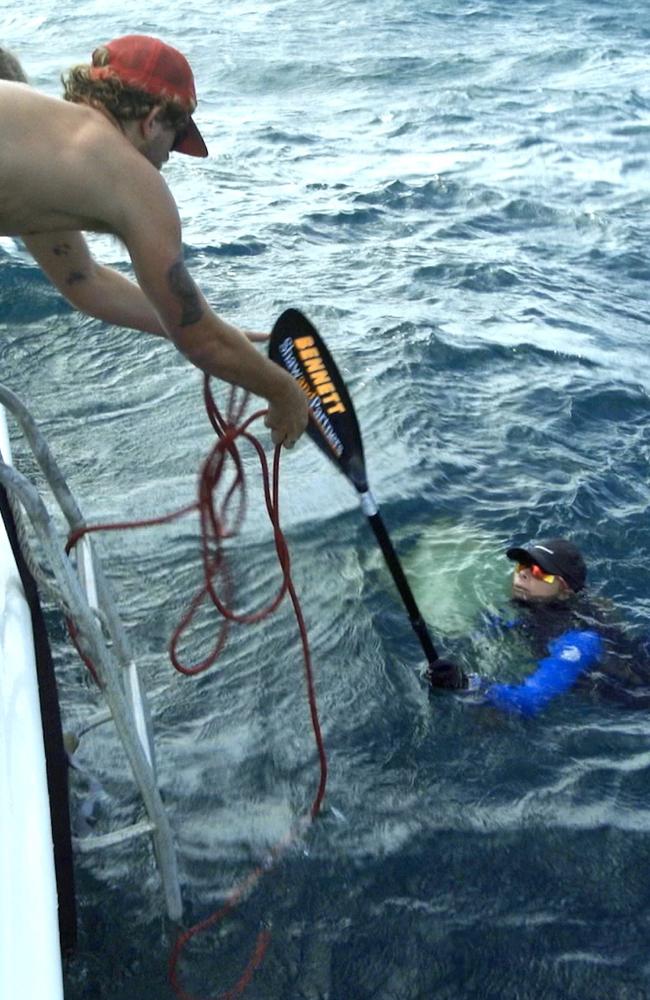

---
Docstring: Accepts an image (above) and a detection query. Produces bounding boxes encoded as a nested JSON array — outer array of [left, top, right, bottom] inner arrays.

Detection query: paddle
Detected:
[[269, 308, 442, 672]]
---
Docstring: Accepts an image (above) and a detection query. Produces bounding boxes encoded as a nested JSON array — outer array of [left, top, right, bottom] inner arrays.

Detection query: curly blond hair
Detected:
[[62, 46, 189, 131]]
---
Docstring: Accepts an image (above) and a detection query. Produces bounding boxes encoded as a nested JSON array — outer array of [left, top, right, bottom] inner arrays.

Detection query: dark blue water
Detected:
[[2, 1, 650, 997]]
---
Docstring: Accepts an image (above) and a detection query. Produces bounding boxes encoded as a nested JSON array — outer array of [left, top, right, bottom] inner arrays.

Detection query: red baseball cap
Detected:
[[88, 34, 208, 157]]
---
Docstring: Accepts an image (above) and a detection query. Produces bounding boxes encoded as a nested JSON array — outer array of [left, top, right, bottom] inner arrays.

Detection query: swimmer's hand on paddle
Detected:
[[265, 370, 309, 448], [428, 658, 469, 691]]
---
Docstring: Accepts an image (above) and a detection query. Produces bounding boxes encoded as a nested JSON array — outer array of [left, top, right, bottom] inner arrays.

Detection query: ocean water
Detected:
[[2, 1, 650, 998]]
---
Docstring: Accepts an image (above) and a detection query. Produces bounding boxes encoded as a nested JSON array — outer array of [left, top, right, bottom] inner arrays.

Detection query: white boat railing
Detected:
[[0, 384, 182, 924]]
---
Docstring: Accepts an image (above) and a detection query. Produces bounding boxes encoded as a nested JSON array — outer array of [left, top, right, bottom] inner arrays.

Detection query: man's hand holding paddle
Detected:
[[264, 372, 309, 449]]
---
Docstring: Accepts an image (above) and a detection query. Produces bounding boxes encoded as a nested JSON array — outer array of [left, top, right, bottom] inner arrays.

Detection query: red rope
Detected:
[[65, 376, 328, 998]]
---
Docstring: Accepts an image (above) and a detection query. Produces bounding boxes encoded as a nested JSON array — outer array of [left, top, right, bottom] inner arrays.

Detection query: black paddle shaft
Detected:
[[366, 509, 439, 663], [270, 308, 441, 669]]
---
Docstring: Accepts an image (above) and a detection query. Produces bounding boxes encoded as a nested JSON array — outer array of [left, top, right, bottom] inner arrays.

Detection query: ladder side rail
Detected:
[[80, 538, 157, 774], [0, 462, 182, 921], [0, 384, 85, 528], [0, 385, 158, 774]]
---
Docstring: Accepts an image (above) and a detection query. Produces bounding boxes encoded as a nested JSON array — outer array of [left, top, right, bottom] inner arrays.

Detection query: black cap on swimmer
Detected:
[[506, 537, 587, 593]]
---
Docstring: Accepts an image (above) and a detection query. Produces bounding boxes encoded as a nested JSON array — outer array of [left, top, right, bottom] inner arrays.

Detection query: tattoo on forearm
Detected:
[[52, 243, 71, 257], [66, 271, 86, 285], [168, 259, 203, 327]]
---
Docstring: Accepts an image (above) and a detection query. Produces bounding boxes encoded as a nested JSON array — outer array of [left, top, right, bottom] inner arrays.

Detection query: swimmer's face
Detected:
[[511, 562, 570, 603]]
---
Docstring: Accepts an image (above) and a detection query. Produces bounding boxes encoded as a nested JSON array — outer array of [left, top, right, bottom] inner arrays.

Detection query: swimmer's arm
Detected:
[[23, 230, 266, 343], [484, 630, 604, 716]]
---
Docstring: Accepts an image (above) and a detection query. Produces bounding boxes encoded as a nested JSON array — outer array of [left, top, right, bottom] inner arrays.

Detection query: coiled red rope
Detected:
[[65, 376, 328, 998]]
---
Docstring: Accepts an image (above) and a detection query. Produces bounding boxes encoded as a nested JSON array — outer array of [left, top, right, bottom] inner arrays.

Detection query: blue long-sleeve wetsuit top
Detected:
[[483, 629, 603, 716], [451, 598, 650, 715]]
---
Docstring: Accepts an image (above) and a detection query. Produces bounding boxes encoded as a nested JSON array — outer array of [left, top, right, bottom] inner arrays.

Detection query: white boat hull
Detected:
[[0, 406, 64, 1000]]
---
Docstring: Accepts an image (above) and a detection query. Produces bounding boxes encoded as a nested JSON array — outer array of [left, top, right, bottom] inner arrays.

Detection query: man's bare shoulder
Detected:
[[0, 80, 77, 128], [0, 85, 176, 239]]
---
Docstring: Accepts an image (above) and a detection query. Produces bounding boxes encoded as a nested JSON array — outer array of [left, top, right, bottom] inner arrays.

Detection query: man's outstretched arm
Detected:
[[26, 215, 306, 445], [23, 230, 169, 336], [23, 231, 268, 344]]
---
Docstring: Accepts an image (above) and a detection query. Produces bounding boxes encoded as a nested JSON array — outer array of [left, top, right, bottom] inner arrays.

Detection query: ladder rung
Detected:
[[72, 820, 156, 852]]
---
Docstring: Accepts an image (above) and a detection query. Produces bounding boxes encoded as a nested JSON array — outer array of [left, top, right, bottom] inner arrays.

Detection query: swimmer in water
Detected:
[[430, 536, 650, 713]]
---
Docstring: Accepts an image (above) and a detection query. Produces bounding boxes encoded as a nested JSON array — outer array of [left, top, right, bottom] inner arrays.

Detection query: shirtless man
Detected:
[[0, 35, 308, 447]]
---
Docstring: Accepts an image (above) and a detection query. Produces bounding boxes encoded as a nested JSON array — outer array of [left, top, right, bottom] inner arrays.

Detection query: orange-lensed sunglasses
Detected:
[[515, 561, 557, 584]]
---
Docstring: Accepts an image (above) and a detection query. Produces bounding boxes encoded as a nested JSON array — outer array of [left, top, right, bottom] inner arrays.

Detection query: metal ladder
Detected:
[[0, 383, 182, 921]]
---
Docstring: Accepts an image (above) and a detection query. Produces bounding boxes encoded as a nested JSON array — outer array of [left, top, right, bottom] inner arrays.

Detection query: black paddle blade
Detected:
[[270, 309, 368, 493]]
